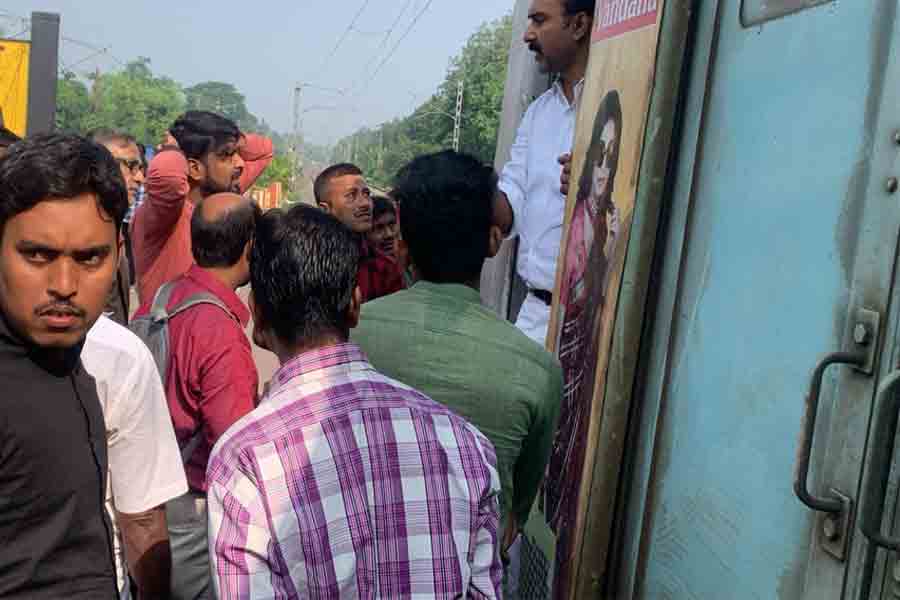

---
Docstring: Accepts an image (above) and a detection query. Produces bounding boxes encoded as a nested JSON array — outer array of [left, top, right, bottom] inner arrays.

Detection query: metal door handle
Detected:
[[860, 369, 900, 551], [794, 352, 865, 513]]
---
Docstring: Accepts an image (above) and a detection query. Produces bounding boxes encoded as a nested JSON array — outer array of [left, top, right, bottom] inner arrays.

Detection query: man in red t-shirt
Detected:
[[131, 111, 273, 306], [314, 163, 404, 302], [133, 192, 261, 600]]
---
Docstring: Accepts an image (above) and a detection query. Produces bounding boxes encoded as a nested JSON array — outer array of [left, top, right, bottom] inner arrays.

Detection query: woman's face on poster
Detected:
[[591, 119, 618, 201]]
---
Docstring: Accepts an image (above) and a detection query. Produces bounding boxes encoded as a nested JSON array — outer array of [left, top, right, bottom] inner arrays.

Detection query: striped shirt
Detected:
[[207, 343, 502, 599]]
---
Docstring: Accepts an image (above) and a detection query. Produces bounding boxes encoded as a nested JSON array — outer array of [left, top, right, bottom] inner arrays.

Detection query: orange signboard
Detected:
[[0, 39, 30, 137]]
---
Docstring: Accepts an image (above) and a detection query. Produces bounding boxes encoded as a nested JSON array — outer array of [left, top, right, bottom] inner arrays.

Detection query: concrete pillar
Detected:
[[26, 12, 60, 135]]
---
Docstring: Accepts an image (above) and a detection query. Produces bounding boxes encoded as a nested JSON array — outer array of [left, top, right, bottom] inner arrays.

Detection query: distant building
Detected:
[[250, 182, 283, 211]]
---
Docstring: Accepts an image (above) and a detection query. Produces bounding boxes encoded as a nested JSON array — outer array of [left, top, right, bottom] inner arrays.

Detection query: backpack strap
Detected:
[[149, 281, 179, 322], [150, 281, 238, 464], [166, 291, 238, 323], [149, 281, 238, 324]]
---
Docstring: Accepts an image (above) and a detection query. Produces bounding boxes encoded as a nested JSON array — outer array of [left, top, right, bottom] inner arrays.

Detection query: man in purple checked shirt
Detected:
[[206, 204, 503, 599]]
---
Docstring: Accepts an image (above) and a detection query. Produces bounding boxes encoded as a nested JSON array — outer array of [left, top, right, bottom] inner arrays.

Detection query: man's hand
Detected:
[[157, 131, 180, 153], [559, 153, 572, 197], [165, 132, 179, 148]]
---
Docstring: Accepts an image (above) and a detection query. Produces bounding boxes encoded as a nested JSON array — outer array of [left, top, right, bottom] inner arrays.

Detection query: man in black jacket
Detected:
[[0, 134, 129, 598]]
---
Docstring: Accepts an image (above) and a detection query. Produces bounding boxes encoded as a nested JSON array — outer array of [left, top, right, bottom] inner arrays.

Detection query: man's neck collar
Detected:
[[201, 266, 243, 291], [276, 333, 348, 366]]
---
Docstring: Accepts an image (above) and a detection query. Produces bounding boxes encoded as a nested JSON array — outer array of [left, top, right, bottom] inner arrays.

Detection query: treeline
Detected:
[[56, 58, 298, 194], [333, 15, 512, 189]]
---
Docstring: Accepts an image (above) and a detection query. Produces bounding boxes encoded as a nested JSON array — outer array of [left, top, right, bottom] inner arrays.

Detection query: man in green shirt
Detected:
[[353, 150, 562, 547]]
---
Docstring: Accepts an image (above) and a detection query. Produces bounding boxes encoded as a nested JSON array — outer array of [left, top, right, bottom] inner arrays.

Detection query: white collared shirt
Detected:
[[82, 315, 188, 599], [499, 78, 584, 293]]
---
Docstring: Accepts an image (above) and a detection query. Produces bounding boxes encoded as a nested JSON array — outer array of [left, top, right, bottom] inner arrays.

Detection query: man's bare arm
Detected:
[[493, 190, 514, 236], [117, 505, 172, 600]]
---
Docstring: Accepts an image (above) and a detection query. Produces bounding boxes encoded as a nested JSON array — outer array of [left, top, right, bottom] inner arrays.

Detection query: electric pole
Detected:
[[452, 78, 464, 152], [291, 83, 302, 193]]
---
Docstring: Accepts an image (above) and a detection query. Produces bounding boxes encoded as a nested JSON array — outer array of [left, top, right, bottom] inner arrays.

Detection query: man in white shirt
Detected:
[[82, 315, 188, 599], [493, 0, 595, 345]]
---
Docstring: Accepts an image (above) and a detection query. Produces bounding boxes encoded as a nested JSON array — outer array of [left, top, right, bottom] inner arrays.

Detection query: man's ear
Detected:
[[347, 285, 363, 330], [487, 224, 503, 259], [318, 200, 331, 214], [571, 11, 592, 42], [187, 157, 205, 184], [248, 290, 272, 352]]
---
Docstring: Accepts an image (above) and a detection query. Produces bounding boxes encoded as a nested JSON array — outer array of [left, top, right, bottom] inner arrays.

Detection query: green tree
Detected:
[[55, 70, 92, 133], [335, 14, 512, 184], [185, 81, 262, 133], [77, 58, 185, 144], [253, 153, 294, 189]]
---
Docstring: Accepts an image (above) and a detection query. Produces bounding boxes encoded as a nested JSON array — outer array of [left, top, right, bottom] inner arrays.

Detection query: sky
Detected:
[[2, 0, 515, 144]]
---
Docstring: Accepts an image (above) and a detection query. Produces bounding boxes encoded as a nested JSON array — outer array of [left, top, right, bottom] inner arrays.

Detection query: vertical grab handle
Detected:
[[794, 352, 865, 513], [860, 369, 900, 552]]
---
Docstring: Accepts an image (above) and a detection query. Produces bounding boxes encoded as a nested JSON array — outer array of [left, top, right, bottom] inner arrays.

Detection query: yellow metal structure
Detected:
[[0, 39, 30, 137]]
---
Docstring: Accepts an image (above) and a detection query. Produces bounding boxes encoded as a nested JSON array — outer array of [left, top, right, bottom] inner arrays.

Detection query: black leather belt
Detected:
[[530, 289, 553, 306]]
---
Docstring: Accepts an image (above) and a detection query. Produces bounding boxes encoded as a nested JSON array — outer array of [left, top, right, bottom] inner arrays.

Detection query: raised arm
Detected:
[[140, 149, 190, 242], [238, 134, 274, 193]]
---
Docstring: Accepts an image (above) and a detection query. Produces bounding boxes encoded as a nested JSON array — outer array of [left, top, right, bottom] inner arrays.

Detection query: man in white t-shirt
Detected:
[[82, 315, 188, 599]]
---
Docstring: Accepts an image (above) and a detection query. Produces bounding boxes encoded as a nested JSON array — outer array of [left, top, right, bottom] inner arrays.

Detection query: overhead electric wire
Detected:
[[314, 0, 372, 79], [61, 47, 113, 72], [348, 0, 414, 96], [351, 0, 436, 98], [62, 36, 127, 67], [349, 26, 391, 36]]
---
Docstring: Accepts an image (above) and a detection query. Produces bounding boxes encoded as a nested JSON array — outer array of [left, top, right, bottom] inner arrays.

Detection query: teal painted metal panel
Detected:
[[635, 1, 891, 598]]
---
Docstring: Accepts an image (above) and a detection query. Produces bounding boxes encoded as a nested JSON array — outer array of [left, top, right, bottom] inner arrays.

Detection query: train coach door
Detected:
[[613, 1, 900, 598]]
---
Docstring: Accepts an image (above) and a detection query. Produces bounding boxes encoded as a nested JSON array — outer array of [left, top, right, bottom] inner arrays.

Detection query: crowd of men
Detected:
[[0, 0, 594, 598]]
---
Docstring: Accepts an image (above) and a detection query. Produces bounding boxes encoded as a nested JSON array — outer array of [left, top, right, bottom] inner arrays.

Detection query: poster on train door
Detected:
[[544, 1, 664, 597]]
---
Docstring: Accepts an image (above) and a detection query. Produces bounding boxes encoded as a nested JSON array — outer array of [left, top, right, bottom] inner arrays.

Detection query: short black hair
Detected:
[[88, 128, 136, 149], [0, 133, 128, 237], [392, 150, 497, 284], [314, 163, 362, 205], [371, 195, 395, 221], [564, 0, 596, 16], [251, 205, 360, 346], [170, 111, 241, 161], [0, 127, 21, 148], [191, 198, 261, 268]]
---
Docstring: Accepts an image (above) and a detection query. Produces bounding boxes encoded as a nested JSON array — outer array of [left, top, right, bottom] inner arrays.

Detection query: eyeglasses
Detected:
[[116, 158, 144, 175]]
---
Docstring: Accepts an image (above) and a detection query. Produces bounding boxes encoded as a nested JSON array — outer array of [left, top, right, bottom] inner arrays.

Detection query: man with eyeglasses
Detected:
[[90, 129, 145, 326]]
